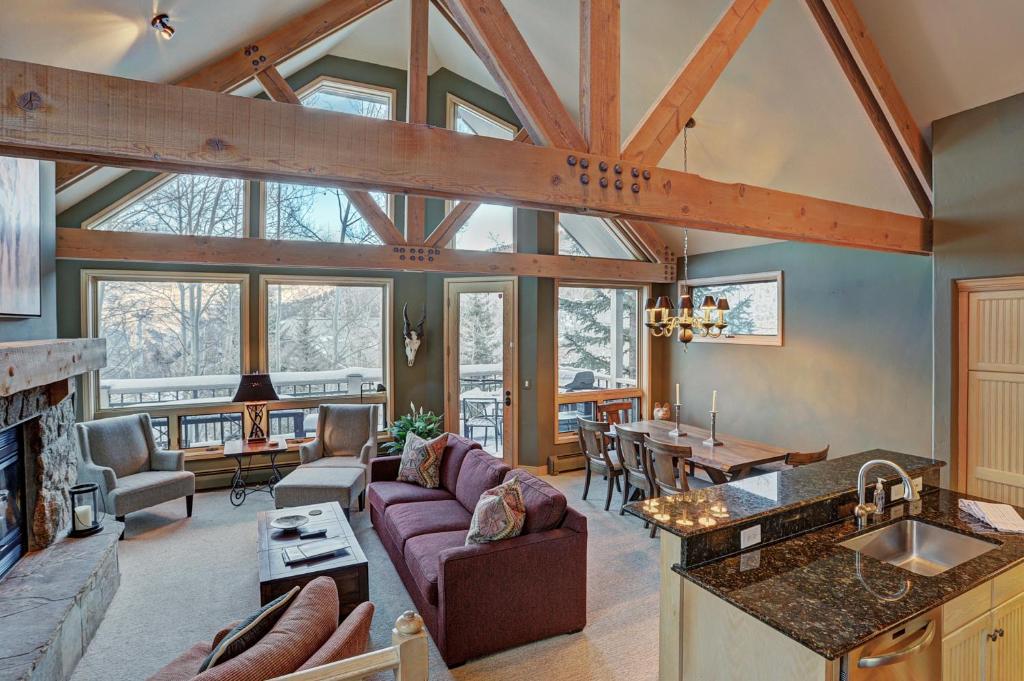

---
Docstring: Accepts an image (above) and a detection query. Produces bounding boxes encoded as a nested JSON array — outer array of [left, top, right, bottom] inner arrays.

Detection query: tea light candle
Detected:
[[73, 504, 93, 531]]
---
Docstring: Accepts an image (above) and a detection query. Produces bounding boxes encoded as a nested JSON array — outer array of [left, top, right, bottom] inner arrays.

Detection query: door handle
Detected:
[[504, 390, 512, 407]]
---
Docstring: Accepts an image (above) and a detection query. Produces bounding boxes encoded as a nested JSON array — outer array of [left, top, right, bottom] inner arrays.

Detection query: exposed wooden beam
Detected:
[[405, 0, 430, 243], [429, 0, 472, 47], [255, 65, 405, 245], [54, 0, 392, 191], [805, 0, 931, 218], [56, 228, 673, 283], [820, 0, 932, 190], [613, 219, 675, 264], [254, 66, 302, 105], [580, 0, 620, 156], [445, 0, 586, 149], [622, 0, 771, 165], [0, 58, 929, 254]]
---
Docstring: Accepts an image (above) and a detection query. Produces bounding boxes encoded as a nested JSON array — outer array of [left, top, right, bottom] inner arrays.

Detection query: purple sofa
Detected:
[[367, 435, 587, 666]]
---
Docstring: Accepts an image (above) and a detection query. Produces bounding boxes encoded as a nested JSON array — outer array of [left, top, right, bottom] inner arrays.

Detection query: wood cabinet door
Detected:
[[991, 592, 1024, 681], [942, 613, 991, 681]]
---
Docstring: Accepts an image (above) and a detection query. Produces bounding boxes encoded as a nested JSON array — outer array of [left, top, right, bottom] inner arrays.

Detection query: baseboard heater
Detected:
[[547, 453, 585, 475]]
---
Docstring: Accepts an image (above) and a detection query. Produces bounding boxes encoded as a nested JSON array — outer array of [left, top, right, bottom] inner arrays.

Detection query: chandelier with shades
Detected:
[[643, 119, 729, 347]]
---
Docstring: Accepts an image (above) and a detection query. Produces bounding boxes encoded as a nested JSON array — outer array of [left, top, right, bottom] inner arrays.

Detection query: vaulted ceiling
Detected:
[[3, 0, 1023, 254]]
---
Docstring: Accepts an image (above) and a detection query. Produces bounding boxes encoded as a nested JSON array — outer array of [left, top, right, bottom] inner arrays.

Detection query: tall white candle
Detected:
[[675, 383, 680, 405], [73, 504, 93, 531], [712, 390, 718, 412]]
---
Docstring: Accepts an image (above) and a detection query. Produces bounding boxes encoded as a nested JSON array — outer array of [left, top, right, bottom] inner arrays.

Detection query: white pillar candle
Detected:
[[675, 383, 680, 405], [712, 390, 718, 412], [73, 504, 93, 531]]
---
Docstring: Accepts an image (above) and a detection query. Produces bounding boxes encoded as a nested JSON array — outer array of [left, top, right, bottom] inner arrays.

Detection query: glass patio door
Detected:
[[444, 279, 516, 465]]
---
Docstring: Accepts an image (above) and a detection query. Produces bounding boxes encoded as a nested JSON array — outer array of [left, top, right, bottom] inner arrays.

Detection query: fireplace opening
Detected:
[[0, 426, 25, 581]]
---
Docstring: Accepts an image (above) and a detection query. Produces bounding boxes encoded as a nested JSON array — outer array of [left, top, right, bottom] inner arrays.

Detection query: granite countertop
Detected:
[[679, 489, 1024, 660], [625, 449, 941, 539]]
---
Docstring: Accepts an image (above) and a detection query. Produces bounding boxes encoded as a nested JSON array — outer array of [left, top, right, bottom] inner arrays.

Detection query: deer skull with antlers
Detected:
[[403, 303, 426, 367]]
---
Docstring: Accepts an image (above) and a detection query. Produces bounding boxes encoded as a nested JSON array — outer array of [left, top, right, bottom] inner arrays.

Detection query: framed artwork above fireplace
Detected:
[[0, 156, 41, 318]]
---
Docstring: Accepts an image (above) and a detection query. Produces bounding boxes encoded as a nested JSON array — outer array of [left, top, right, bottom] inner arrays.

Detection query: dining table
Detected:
[[613, 419, 789, 484]]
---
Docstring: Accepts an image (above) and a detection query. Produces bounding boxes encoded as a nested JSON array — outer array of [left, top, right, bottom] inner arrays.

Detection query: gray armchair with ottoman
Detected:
[[76, 413, 195, 539], [274, 404, 378, 516]]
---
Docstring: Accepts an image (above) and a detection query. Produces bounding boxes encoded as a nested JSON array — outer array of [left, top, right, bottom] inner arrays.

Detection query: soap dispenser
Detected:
[[872, 478, 886, 516]]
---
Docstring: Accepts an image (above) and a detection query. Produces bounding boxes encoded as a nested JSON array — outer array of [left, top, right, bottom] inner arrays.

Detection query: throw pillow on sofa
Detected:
[[199, 586, 299, 670], [466, 475, 526, 544], [398, 432, 449, 488]]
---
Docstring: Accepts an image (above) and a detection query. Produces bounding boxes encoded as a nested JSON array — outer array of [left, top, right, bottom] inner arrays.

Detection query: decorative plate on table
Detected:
[[271, 514, 309, 531]]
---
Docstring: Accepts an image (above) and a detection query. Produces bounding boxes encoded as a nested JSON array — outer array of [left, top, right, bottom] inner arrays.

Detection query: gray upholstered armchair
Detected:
[[76, 413, 195, 539], [299, 404, 379, 469]]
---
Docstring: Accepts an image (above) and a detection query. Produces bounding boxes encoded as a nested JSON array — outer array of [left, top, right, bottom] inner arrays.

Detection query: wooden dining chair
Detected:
[[644, 436, 692, 538], [577, 418, 623, 511], [615, 423, 652, 517], [757, 444, 830, 473], [596, 400, 633, 426]]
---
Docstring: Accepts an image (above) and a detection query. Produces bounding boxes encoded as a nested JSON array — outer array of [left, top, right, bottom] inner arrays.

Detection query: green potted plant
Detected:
[[383, 403, 444, 454]]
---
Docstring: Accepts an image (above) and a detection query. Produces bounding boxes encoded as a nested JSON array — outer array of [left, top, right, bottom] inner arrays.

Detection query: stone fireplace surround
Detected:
[[0, 339, 117, 681]]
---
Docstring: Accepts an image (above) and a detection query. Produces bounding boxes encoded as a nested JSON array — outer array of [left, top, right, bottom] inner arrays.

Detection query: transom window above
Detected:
[[558, 215, 640, 260], [445, 95, 517, 253], [86, 174, 246, 237], [263, 77, 395, 245]]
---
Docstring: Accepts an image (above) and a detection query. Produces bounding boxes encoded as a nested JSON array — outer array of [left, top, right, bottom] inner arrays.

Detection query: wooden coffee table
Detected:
[[257, 501, 368, 622]]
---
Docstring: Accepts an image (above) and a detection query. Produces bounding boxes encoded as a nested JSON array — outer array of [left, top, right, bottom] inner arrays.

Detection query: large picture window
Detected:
[[556, 284, 645, 442], [445, 95, 517, 252], [85, 174, 247, 237], [679, 271, 783, 345], [262, 276, 390, 400], [263, 77, 395, 244], [85, 272, 248, 409]]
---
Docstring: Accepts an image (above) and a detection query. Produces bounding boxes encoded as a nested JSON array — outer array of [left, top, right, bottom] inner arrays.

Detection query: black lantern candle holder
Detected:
[[69, 482, 103, 537]]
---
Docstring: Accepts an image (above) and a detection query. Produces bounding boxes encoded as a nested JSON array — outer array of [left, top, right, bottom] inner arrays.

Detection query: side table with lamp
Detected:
[[225, 373, 288, 506]]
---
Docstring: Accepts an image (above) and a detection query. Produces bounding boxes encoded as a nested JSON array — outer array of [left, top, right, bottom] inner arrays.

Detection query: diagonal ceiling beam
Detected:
[[622, 0, 771, 165], [443, 0, 586, 149], [55, 0, 393, 192], [256, 65, 405, 245], [580, 0, 620, 156], [0, 58, 929, 254], [811, 0, 931, 202]]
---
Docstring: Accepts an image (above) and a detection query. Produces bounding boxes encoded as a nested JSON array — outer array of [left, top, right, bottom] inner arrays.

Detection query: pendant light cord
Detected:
[[682, 127, 689, 293]]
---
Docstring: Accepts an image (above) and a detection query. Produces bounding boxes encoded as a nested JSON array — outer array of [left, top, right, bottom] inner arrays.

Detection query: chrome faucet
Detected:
[[854, 459, 920, 528]]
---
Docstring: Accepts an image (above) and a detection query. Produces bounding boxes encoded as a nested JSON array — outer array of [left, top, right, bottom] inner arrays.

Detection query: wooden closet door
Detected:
[[967, 290, 1024, 505]]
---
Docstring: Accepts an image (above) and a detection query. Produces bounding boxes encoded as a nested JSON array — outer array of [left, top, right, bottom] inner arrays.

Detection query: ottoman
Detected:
[[274, 466, 367, 517]]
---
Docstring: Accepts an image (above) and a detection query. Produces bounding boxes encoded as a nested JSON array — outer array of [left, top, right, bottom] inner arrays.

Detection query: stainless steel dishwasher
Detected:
[[840, 608, 941, 680]]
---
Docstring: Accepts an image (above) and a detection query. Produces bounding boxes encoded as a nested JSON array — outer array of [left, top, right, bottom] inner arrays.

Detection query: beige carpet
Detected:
[[71, 471, 664, 681]]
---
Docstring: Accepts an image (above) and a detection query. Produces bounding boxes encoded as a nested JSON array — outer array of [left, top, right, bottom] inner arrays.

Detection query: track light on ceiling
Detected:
[[151, 13, 175, 40]]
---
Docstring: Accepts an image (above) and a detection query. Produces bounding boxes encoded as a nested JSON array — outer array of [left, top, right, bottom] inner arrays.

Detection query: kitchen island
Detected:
[[626, 450, 1024, 681]]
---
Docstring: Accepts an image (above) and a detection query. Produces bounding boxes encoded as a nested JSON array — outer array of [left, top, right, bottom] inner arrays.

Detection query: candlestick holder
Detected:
[[668, 403, 685, 437], [703, 410, 723, 447]]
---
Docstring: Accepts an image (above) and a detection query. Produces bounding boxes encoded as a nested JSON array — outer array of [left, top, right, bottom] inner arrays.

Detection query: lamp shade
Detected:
[[233, 373, 279, 403], [701, 295, 716, 310], [655, 295, 672, 310], [678, 294, 693, 311], [716, 297, 730, 311]]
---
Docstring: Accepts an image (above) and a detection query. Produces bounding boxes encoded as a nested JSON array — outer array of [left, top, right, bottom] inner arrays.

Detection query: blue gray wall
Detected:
[[0, 161, 56, 342], [665, 241, 933, 459], [932, 91, 1024, 469]]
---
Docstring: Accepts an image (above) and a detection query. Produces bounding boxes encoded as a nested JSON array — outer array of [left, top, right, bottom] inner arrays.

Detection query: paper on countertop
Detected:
[[959, 499, 1024, 533]]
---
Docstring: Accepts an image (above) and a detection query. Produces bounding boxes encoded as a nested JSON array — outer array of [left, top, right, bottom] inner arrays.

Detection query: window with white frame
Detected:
[[262, 276, 389, 402], [556, 284, 644, 441], [557, 215, 641, 260], [85, 272, 248, 410], [680, 271, 783, 345], [85, 174, 247, 237], [446, 96, 517, 252], [263, 78, 395, 244]]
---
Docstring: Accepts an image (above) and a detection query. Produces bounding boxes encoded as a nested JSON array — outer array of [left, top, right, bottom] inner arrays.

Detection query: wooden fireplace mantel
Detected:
[[0, 339, 107, 397]]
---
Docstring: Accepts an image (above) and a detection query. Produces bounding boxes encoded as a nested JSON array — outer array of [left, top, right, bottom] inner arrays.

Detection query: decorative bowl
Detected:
[[271, 514, 309, 531]]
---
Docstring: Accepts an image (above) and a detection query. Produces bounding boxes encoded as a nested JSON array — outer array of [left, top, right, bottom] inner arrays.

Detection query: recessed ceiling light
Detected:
[[151, 13, 175, 40]]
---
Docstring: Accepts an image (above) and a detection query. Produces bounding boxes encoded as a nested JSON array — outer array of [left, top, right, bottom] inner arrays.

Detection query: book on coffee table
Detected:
[[281, 538, 350, 566]]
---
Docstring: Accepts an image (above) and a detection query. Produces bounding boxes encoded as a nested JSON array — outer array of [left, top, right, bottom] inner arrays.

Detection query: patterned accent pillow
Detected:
[[199, 586, 299, 671], [397, 432, 449, 488], [466, 476, 527, 545]]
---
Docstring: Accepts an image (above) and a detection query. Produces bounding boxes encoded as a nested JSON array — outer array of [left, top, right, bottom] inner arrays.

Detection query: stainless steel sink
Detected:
[[839, 519, 998, 577]]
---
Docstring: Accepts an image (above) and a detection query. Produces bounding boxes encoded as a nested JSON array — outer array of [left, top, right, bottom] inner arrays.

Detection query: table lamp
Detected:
[[233, 373, 279, 443]]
